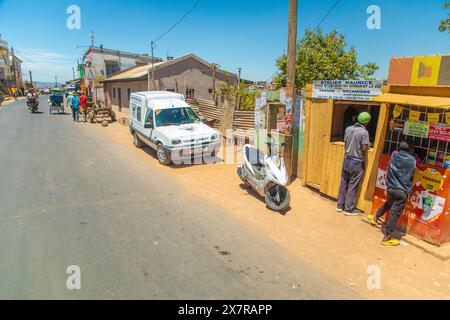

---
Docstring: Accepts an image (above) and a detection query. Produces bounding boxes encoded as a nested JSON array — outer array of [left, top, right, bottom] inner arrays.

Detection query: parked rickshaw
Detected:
[[48, 89, 65, 114]]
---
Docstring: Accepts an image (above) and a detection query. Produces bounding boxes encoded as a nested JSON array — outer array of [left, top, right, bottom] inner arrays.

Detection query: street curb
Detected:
[[402, 234, 450, 261], [361, 218, 450, 261]]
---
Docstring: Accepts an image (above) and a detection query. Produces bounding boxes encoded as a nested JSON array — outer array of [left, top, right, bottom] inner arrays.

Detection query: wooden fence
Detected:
[[186, 98, 255, 140]]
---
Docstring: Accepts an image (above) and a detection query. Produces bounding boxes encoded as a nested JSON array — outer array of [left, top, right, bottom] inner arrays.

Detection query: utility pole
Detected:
[[237, 68, 242, 84], [72, 67, 76, 80], [10, 47, 17, 88], [89, 31, 95, 48], [148, 41, 157, 91], [29, 71, 33, 88], [286, 0, 298, 180], [55, 76, 58, 87], [211, 63, 218, 101]]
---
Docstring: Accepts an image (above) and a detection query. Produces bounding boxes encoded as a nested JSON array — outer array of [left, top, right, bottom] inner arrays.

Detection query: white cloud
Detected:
[[15, 48, 78, 83]]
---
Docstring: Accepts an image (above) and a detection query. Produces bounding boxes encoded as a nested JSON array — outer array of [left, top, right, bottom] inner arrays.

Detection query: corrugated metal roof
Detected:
[[372, 93, 450, 109]]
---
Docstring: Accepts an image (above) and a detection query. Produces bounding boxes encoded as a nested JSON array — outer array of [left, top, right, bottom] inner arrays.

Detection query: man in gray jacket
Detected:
[[368, 140, 416, 246]]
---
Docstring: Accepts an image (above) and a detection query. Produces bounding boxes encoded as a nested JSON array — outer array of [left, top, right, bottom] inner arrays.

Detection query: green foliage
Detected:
[[216, 82, 256, 111], [273, 29, 379, 90], [439, 2, 450, 33]]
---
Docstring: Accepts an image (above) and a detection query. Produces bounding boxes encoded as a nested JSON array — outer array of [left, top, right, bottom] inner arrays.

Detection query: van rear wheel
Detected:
[[133, 132, 143, 148], [157, 143, 171, 165]]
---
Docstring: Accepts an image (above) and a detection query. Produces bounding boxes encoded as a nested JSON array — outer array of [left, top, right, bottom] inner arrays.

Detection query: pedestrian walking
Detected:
[[71, 92, 80, 122], [336, 111, 371, 216], [368, 141, 416, 246], [79, 92, 87, 122]]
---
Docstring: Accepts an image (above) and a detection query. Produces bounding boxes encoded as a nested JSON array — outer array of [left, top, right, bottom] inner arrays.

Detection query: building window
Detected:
[[127, 88, 131, 100], [186, 89, 195, 99], [105, 62, 119, 77], [208, 88, 213, 94], [113, 88, 116, 98], [166, 89, 175, 92]]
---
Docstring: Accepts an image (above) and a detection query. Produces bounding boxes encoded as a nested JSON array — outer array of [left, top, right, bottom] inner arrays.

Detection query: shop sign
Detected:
[[390, 119, 405, 132], [429, 123, 450, 142], [403, 121, 429, 138], [312, 80, 383, 101]]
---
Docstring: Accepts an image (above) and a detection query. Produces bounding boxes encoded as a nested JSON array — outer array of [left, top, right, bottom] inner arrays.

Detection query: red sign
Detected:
[[428, 123, 450, 142]]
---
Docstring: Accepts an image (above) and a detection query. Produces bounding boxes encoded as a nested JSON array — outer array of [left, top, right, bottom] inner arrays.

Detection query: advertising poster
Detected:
[[428, 123, 450, 142], [403, 121, 429, 138]]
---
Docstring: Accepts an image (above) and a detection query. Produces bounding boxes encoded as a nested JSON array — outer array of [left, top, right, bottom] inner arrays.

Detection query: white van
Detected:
[[129, 91, 221, 165]]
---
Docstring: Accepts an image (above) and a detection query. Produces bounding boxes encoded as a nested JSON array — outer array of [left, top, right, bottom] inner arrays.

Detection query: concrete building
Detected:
[[102, 53, 241, 110], [0, 35, 10, 90], [83, 46, 162, 82], [0, 34, 23, 92]]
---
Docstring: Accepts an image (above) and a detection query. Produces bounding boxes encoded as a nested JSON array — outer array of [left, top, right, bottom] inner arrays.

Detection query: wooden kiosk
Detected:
[[302, 80, 385, 213], [303, 55, 450, 245]]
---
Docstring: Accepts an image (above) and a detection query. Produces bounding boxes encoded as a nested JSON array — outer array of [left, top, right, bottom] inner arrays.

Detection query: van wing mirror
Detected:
[[199, 116, 207, 123], [144, 122, 154, 129]]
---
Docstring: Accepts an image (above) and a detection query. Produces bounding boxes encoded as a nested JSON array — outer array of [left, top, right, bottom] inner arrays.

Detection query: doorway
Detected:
[[118, 88, 122, 112]]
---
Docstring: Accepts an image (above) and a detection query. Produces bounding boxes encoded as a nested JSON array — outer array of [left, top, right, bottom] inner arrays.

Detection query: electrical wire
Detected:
[[314, 0, 342, 31], [153, 0, 201, 43]]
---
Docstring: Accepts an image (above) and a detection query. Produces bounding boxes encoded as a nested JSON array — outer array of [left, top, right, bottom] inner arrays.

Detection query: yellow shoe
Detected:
[[382, 238, 401, 246], [367, 215, 377, 226]]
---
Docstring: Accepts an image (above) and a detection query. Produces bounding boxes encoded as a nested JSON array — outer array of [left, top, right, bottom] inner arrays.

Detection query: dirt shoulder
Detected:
[[95, 109, 450, 299]]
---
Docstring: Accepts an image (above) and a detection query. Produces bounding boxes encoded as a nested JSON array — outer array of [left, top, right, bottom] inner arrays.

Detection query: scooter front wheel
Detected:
[[265, 185, 290, 212]]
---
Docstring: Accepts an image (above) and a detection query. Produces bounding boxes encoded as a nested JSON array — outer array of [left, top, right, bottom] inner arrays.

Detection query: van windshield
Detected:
[[155, 107, 200, 127]]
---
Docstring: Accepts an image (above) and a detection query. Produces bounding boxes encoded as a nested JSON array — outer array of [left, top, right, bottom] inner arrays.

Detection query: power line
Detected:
[[314, 0, 342, 31], [153, 0, 201, 43]]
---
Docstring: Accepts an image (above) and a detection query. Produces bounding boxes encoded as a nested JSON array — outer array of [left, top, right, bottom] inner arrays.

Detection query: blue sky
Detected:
[[0, 0, 448, 82]]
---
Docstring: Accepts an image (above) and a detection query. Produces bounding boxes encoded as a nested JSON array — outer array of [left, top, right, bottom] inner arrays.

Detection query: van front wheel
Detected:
[[157, 144, 171, 165]]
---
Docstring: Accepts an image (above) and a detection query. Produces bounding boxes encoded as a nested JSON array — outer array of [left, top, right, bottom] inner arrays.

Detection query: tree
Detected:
[[215, 81, 255, 111], [439, 2, 450, 33], [273, 29, 379, 90]]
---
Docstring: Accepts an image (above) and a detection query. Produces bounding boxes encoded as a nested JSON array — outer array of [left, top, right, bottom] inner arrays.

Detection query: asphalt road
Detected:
[[0, 96, 358, 299]]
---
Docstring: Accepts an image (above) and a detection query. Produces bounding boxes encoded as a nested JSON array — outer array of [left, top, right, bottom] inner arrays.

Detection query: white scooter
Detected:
[[237, 142, 291, 212]]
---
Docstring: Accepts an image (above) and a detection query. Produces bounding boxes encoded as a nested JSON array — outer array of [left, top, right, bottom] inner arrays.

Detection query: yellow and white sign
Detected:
[[409, 110, 421, 121], [393, 105, 403, 118], [420, 168, 444, 192]]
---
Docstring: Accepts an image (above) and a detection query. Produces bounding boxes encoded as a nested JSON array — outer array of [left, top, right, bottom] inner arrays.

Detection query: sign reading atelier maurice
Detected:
[[312, 80, 383, 101]]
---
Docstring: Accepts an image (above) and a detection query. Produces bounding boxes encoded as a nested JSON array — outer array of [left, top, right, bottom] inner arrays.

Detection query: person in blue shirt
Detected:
[[368, 140, 416, 246], [71, 92, 80, 122]]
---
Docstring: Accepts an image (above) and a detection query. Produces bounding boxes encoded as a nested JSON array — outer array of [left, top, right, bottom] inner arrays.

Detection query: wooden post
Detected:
[[211, 63, 218, 101], [286, 0, 298, 181]]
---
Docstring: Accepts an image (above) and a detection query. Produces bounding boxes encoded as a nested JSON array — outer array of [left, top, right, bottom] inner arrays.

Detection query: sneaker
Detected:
[[367, 214, 379, 226], [344, 209, 363, 216], [382, 236, 400, 246], [336, 206, 344, 212]]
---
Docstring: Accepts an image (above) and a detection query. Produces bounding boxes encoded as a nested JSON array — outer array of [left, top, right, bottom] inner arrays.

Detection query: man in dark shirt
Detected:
[[337, 112, 371, 216], [368, 141, 416, 246]]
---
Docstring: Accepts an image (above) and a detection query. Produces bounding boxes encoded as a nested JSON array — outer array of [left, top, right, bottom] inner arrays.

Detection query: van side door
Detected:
[[141, 107, 157, 149]]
